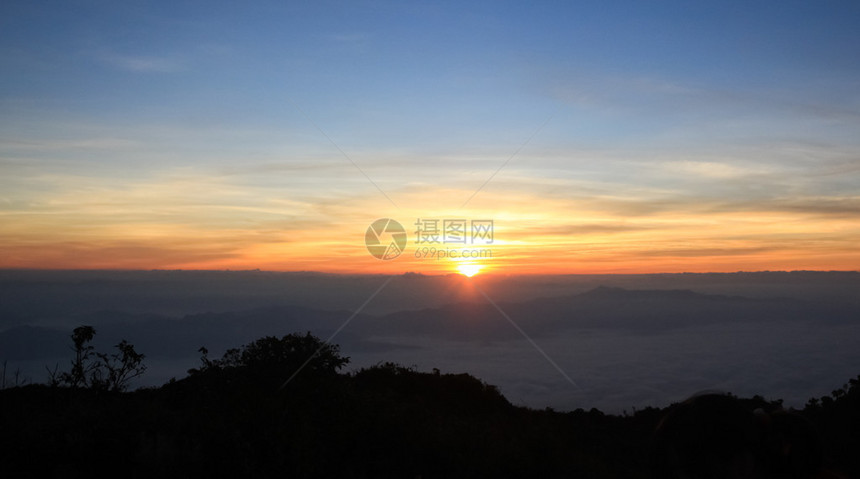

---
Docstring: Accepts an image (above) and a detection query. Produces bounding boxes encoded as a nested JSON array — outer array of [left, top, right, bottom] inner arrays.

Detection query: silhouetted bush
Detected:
[[1, 332, 857, 479], [49, 325, 146, 392]]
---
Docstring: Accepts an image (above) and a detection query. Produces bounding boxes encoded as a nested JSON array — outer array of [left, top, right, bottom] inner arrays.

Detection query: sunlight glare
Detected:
[[457, 263, 483, 277]]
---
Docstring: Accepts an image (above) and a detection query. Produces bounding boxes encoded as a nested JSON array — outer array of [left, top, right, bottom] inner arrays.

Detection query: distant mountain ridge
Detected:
[[3, 270, 860, 331], [3, 286, 856, 361]]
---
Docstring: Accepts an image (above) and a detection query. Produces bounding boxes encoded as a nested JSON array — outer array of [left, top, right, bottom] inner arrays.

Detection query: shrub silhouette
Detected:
[[2, 331, 856, 479], [59, 325, 97, 388], [54, 325, 146, 392], [188, 332, 349, 389], [803, 375, 860, 477], [92, 339, 147, 392]]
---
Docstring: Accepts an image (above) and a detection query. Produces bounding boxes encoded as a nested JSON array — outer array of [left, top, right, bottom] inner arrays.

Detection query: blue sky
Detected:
[[1, 0, 859, 272]]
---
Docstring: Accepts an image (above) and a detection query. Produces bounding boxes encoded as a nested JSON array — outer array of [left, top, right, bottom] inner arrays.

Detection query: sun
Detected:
[[456, 263, 483, 277]]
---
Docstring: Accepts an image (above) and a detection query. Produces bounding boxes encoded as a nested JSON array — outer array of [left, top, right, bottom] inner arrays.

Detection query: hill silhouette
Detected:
[[2, 283, 859, 413], [1, 330, 858, 478], [5, 285, 855, 356]]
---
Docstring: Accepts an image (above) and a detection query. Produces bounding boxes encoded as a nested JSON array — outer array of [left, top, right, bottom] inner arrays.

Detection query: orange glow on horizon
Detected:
[[1, 186, 858, 274]]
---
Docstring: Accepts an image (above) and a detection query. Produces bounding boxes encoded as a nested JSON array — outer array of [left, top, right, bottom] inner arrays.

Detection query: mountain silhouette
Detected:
[[3, 286, 857, 357], [1, 329, 857, 478]]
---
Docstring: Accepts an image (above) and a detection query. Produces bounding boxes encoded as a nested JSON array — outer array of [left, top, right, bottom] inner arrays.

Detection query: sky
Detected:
[[2, 0, 859, 274]]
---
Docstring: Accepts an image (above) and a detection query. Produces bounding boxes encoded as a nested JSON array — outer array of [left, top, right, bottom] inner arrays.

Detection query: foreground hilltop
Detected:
[[1, 331, 858, 478]]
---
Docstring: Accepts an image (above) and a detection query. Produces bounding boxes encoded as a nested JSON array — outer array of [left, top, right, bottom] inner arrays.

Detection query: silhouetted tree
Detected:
[[54, 325, 146, 391], [189, 332, 349, 387], [93, 339, 147, 392], [59, 325, 97, 388]]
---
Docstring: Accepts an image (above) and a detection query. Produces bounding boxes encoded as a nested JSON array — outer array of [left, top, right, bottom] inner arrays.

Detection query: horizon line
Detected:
[[1, 268, 858, 276]]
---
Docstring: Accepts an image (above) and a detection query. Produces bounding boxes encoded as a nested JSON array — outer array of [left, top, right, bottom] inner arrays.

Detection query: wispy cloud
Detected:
[[659, 160, 774, 180], [1, 1, 858, 273], [100, 53, 183, 73]]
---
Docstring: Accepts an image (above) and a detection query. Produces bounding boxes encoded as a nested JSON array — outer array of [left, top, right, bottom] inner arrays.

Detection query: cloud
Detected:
[[1, 105, 857, 274], [637, 247, 785, 258], [1, 137, 142, 151], [100, 53, 182, 73], [660, 160, 774, 180], [515, 223, 658, 236], [700, 196, 860, 217], [0, 239, 243, 270]]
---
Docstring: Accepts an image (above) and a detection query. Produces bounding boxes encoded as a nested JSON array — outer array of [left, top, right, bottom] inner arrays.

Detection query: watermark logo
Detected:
[[365, 217, 494, 261], [414, 218, 493, 245], [365, 218, 408, 260]]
